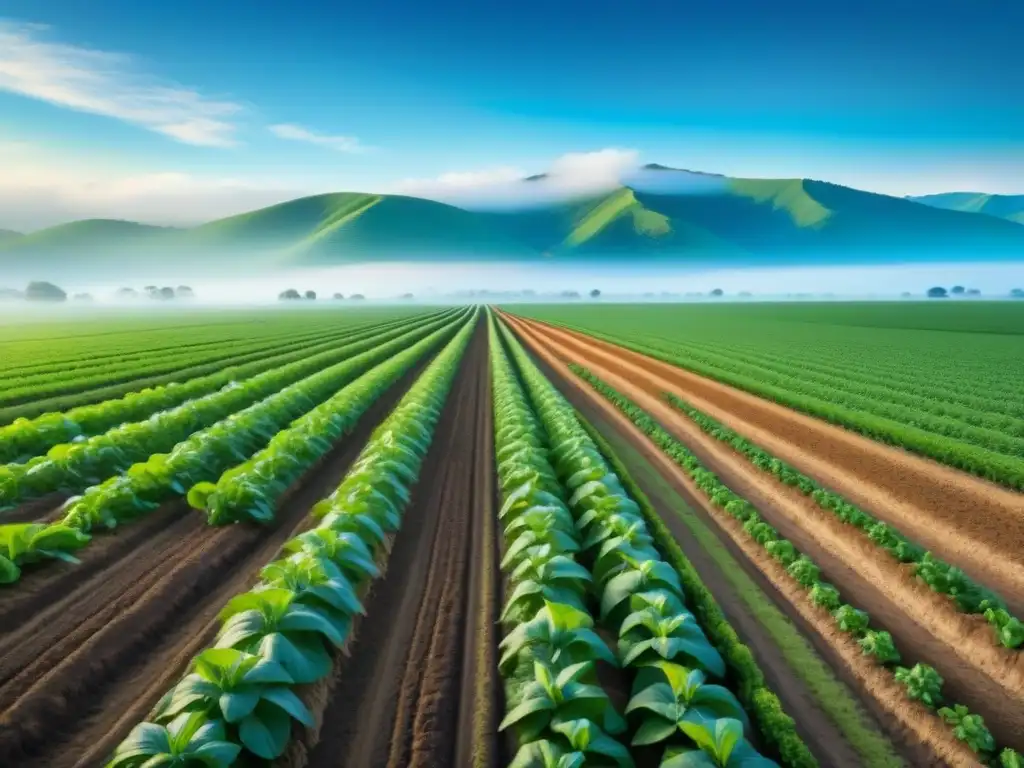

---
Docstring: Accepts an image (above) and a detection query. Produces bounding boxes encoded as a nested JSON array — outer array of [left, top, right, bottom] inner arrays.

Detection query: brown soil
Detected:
[[505, 313, 994, 766], [0, 492, 68, 524], [0, 359, 432, 768], [510, 313, 1024, 608], [292, 320, 499, 768]]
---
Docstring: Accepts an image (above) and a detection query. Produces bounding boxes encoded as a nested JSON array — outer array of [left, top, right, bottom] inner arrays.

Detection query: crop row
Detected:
[[0, 312, 439, 412], [553, 324, 1024, 489], [187, 311, 466, 525], [570, 364, 1021, 766], [656, 387, 1024, 650], [0, 310, 459, 510], [0, 310, 456, 464], [670, 335, 1024, 424], [620, 334, 1024, 456], [493, 315, 786, 767], [1, 314, 391, 380], [0, 312, 444, 426], [0, 312, 468, 583], [105, 318, 474, 766]]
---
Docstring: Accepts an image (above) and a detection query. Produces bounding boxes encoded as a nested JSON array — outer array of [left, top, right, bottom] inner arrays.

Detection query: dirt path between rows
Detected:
[[505, 314, 990, 766], [509, 314, 1024, 608], [293, 321, 497, 768], [0, 359, 432, 768]]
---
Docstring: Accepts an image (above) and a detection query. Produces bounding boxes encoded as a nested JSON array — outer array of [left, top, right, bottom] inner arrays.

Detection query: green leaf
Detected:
[[238, 701, 292, 759], [632, 714, 680, 746], [186, 482, 218, 510], [257, 632, 332, 685], [260, 686, 315, 727], [219, 690, 260, 723]]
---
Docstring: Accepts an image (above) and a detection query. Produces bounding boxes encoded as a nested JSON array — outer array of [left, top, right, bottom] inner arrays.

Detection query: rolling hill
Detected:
[[2, 167, 1024, 280], [909, 192, 1024, 225], [0, 229, 21, 244]]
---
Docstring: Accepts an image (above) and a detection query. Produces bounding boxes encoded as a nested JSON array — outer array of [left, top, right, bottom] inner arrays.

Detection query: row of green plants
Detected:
[[488, 317, 635, 767], [0, 323, 398, 411], [666, 335, 1024, 431], [0, 311, 449, 464], [0, 314, 467, 584], [496, 317, 783, 768], [547, 323, 1024, 489], [0, 311, 457, 509], [576, 417, 826, 768], [657, 388, 1024, 650], [188, 310, 473, 524], [0, 313, 434, 425], [570, 364, 1021, 767], [626, 335, 1024, 459], [104, 318, 474, 766]]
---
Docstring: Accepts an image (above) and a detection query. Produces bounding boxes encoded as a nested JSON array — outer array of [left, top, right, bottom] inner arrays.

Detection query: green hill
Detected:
[[0, 229, 21, 243], [909, 192, 1024, 225], [2, 168, 1024, 280]]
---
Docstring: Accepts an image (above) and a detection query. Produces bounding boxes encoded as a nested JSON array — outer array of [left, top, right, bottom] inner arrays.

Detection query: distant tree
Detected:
[[950, 285, 966, 295], [25, 281, 67, 302], [350, 293, 366, 300], [72, 292, 94, 301], [927, 286, 948, 298], [304, 290, 317, 300], [158, 286, 175, 300], [278, 289, 302, 300], [710, 288, 724, 297], [176, 286, 194, 298], [116, 287, 139, 299], [739, 291, 753, 297], [589, 289, 601, 299], [966, 288, 981, 296], [1011, 288, 1024, 299], [144, 285, 157, 293], [900, 292, 913, 298], [332, 292, 344, 300], [400, 293, 414, 300], [560, 290, 581, 299], [0, 287, 23, 301]]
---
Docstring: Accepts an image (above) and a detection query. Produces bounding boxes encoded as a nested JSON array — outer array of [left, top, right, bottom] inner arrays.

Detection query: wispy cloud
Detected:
[[394, 148, 641, 207], [0, 20, 243, 147], [269, 123, 367, 153]]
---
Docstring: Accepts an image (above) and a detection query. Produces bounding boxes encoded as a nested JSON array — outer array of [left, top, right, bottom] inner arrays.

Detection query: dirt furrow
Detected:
[[505, 314, 995, 766], [0, 360, 431, 768], [297, 320, 490, 768], [510, 313, 1024, 607]]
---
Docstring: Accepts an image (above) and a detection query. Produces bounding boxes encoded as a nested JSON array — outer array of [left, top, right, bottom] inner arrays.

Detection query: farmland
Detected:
[[1, 301, 1022, 767]]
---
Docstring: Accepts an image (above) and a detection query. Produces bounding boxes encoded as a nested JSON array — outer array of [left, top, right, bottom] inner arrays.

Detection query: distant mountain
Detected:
[[909, 192, 1024, 225], [2, 168, 1024, 280], [0, 229, 21, 244]]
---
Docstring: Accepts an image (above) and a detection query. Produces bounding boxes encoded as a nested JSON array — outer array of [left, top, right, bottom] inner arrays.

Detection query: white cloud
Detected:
[[0, 142, 306, 230], [393, 148, 642, 207], [269, 123, 366, 153], [394, 166, 527, 195], [0, 20, 243, 147]]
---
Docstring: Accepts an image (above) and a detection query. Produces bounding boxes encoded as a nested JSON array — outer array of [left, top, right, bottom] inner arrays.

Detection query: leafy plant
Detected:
[[107, 712, 240, 768], [938, 704, 995, 755], [500, 661, 622, 743], [858, 630, 900, 664], [499, 601, 618, 674], [0, 522, 90, 583], [661, 718, 778, 767], [626, 662, 747, 747], [894, 664, 943, 708]]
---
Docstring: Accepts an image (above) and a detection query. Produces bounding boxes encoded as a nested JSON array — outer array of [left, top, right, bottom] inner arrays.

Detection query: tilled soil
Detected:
[[293, 321, 498, 768], [0, 360, 432, 768], [511, 314, 1024, 608], [505, 314, 995, 766]]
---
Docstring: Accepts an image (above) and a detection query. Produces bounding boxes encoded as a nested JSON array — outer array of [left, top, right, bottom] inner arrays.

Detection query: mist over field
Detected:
[[3, 259, 1021, 309]]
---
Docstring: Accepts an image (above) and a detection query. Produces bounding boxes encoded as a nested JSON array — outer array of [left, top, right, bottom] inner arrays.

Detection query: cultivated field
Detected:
[[1, 302, 1022, 768]]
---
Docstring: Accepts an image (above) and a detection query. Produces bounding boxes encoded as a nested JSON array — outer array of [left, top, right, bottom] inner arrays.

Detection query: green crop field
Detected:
[[515, 301, 1024, 487], [0, 303, 1021, 768]]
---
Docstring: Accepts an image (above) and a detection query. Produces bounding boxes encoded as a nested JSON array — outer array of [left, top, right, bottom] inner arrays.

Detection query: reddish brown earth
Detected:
[[288, 321, 501, 768], [0, 360, 432, 768], [509, 313, 1024, 608], [505, 313, 1004, 765]]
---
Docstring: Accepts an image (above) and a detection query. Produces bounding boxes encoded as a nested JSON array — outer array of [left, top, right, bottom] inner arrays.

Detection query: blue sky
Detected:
[[1, 0, 1022, 229]]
